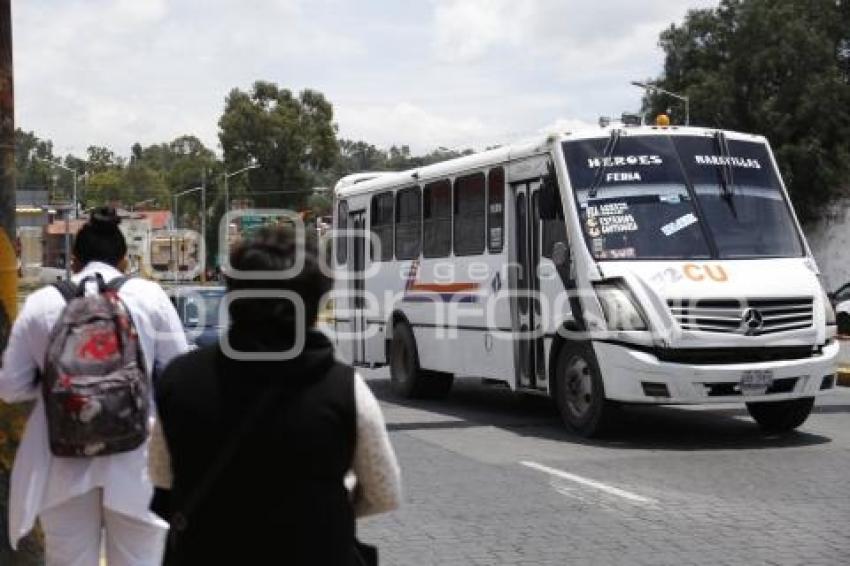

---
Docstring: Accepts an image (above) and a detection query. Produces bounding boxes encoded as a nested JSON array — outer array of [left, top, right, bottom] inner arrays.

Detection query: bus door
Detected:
[[348, 210, 368, 365], [510, 181, 546, 390]]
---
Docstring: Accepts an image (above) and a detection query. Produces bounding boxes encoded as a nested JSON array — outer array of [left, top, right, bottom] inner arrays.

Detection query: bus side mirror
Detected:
[[539, 162, 562, 220]]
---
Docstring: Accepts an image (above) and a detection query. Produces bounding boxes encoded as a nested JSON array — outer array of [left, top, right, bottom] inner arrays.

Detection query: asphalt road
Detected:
[[357, 369, 850, 566]]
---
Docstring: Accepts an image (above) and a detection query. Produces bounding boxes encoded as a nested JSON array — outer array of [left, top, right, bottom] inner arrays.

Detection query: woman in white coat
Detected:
[[0, 208, 189, 566]]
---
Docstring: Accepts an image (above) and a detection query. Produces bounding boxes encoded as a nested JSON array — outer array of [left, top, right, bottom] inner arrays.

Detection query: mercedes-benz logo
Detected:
[[741, 308, 764, 334]]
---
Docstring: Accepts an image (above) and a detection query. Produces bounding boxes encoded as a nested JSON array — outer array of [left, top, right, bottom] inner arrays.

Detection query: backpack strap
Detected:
[[51, 280, 77, 303], [106, 275, 131, 292], [52, 274, 131, 302]]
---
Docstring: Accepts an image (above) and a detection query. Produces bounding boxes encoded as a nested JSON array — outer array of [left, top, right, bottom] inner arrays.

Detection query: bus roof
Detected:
[[333, 125, 767, 199]]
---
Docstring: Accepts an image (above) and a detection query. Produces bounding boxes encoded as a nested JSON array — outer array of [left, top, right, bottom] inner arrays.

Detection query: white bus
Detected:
[[330, 124, 839, 436]]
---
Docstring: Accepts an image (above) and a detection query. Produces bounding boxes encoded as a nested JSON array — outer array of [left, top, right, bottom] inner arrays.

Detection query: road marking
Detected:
[[520, 460, 658, 505]]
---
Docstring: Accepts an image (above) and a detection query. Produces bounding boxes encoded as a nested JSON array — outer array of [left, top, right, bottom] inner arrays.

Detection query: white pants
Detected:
[[40, 488, 167, 566]]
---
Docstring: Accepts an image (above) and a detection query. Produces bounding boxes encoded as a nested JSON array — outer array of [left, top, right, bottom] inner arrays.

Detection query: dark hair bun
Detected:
[[88, 207, 121, 233]]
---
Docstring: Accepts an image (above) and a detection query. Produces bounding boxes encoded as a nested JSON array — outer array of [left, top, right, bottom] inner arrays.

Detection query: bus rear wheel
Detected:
[[389, 322, 453, 399], [554, 341, 617, 437], [746, 397, 814, 433]]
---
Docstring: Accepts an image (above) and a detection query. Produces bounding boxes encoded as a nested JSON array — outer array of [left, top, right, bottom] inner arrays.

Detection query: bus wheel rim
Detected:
[[564, 355, 593, 419]]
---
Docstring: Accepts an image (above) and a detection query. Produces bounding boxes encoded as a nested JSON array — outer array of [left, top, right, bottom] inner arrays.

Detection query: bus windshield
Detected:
[[564, 134, 804, 261]]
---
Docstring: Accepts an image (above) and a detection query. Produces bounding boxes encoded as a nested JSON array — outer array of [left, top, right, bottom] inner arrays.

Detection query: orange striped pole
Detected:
[[0, 1, 43, 562]]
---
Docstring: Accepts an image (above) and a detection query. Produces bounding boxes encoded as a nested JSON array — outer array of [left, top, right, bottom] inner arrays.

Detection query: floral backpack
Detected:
[[42, 274, 149, 457]]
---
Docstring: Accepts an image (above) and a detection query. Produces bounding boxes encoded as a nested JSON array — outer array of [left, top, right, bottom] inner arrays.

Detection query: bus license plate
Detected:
[[740, 370, 774, 396]]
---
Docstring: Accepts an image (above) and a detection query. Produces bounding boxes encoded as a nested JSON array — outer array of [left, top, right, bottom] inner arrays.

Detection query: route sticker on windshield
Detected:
[[585, 217, 601, 237], [585, 201, 638, 235], [599, 214, 638, 234], [661, 213, 698, 236], [586, 202, 629, 218]]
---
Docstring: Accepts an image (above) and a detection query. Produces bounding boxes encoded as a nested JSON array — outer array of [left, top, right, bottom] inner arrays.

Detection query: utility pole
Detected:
[[0, 0, 16, 350], [0, 1, 44, 563]]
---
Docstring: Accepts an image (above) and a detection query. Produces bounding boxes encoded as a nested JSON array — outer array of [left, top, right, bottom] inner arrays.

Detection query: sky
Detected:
[[12, 0, 718, 158]]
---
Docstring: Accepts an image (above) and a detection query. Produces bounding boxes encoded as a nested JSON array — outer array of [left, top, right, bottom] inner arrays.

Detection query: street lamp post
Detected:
[[172, 185, 206, 281], [631, 81, 690, 126], [223, 163, 259, 214]]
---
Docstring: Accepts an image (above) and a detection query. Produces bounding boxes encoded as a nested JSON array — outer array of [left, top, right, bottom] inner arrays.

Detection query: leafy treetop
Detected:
[[644, 0, 850, 222]]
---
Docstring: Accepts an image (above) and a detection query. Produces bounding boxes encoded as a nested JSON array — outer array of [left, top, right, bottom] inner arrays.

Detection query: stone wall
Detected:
[[805, 199, 850, 292]]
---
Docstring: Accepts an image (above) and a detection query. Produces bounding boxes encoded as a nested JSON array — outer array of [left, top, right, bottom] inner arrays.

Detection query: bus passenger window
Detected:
[[395, 186, 421, 260], [454, 173, 486, 256], [336, 200, 348, 264], [423, 180, 451, 257], [488, 167, 504, 253], [370, 192, 394, 261]]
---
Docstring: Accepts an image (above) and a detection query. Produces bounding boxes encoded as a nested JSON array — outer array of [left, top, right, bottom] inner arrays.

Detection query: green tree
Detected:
[[14, 128, 55, 190], [86, 145, 117, 173], [85, 168, 126, 206], [123, 164, 169, 209], [306, 191, 332, 217], [645, 0, 850, 222], [163, 136, 218, 195], [139, 135, 221, 264], [331, 139, 475, 182], [218, 81, 339, 208]]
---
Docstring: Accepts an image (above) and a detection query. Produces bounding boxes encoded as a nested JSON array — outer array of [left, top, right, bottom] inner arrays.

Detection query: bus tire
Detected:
[[746, 397, 814, 433], [389, 322, 453, 399], [553, 341, 617, 437]]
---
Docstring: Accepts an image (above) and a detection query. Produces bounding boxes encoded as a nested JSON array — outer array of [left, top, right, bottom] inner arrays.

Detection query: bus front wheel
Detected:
[[746, 397, 814, 433], [389, 322, 453, 399], [554, 341, 617, 437]]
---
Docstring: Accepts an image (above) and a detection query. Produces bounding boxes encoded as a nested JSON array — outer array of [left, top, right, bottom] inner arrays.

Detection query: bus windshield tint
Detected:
[[564, 135, 803, 261]]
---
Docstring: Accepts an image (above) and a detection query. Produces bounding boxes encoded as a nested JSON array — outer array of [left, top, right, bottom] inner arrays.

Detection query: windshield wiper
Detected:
[[713, 130, 737, 217], [588, 128, 621, 199]]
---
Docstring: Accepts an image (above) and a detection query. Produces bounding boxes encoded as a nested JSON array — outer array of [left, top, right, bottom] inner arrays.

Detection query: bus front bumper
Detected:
[[593, 340, 840, 404]]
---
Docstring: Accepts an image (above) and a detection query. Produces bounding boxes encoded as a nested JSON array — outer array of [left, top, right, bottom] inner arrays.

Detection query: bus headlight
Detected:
[[593, 281, 649, 331]]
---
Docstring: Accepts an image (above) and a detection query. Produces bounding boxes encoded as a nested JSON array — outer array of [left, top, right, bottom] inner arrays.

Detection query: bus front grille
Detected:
[[667, 297, 814, 335]]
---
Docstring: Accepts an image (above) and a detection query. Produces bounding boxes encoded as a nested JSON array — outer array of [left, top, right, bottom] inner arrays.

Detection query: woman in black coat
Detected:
[[149, 226, 401, 565]]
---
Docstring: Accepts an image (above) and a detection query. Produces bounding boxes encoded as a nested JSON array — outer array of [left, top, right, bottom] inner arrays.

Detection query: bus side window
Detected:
[[336, 200, 348, 264], [371, 192, 394, 261], [488, 167, 504, 253], [423, 180, 452, 258], [395, 186, 421, 260], [454, 173, 486, 256]]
